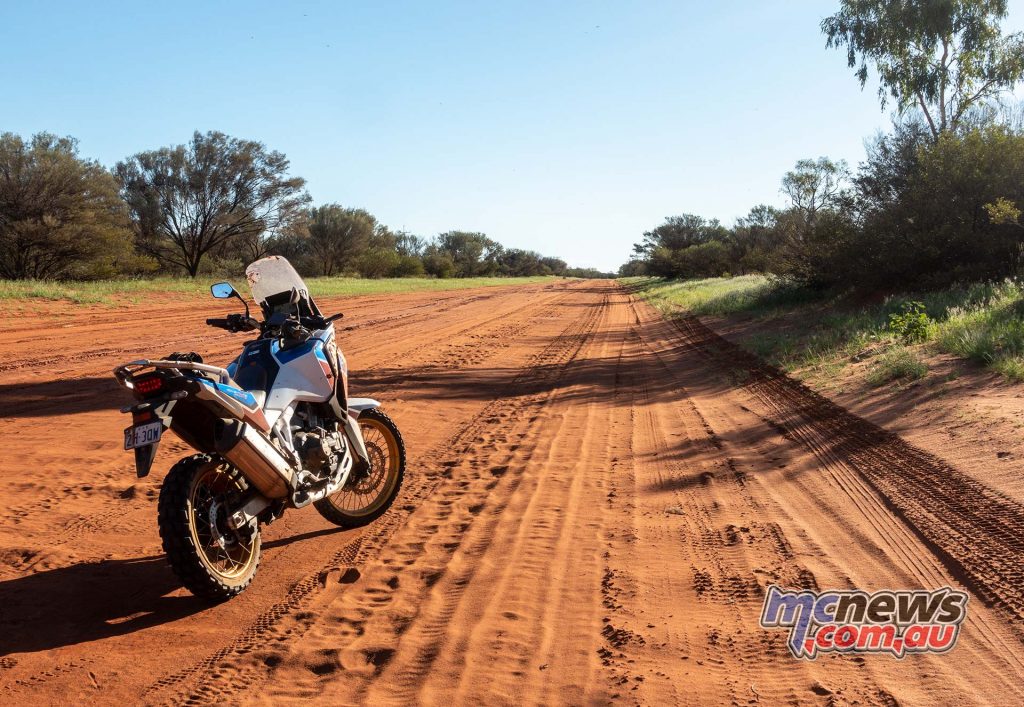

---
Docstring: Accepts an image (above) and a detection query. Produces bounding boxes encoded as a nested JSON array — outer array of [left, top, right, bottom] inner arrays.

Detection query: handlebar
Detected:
[[206, 314, 259, 332], [206, 312, 343, 336]]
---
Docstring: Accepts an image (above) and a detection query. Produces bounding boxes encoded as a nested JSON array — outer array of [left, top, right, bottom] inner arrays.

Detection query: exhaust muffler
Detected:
[[215, 419, 295, 499]]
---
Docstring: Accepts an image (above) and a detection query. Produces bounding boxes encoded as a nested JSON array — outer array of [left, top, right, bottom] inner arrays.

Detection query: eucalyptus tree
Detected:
[[823, 0, 1024, 139]]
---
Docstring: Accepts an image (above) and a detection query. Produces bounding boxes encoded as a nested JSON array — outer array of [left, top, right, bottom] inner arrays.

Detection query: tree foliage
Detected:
[[115, 131, 310, 276], [306, 204, 376, 276], [433, 231, 504, 277], [823, 0, 1024, 139], [627, 122, 1024, 291], [0, 132, 140, 279], [780, 157, 850, 223]]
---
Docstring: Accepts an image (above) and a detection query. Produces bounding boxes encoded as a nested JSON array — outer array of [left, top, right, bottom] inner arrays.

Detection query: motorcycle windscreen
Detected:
[[245, 256, 321, 317]]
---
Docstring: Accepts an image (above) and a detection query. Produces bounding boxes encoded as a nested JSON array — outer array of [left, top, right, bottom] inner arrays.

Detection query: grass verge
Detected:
[[623, 275, 1024, 383], [0, 276, 559, 305]]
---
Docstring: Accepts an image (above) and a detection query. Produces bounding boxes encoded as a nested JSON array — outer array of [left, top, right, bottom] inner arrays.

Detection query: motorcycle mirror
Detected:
[[289, 286, 302, 305], [211, 282, 236, 299], [211, 281, 251, 318]]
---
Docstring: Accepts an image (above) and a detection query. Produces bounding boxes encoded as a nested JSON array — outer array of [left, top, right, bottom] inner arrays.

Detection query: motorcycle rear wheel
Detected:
[[315, 408, 406, 528], [158, 454, 261, 601]]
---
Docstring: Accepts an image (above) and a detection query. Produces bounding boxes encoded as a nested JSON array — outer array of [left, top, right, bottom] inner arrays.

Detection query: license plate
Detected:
[[124, 421, 163, 450]]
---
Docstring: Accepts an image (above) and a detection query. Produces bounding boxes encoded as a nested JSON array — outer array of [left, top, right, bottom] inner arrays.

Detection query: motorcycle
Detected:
[[113, 256, 406, 601]]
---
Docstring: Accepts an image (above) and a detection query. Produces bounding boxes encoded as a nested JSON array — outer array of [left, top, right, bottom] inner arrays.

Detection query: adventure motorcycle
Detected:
[[113, 256, 406, 601]]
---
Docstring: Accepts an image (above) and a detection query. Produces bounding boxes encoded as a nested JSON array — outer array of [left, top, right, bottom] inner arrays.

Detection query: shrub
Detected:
[[389, 254, 425, 277], [887, 301, 931, 342], [355, 248, 400, 278], [422, 252, 456, 278]]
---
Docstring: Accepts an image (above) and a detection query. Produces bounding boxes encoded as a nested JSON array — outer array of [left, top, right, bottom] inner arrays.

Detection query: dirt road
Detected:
[[1, 280, 1022, 705]]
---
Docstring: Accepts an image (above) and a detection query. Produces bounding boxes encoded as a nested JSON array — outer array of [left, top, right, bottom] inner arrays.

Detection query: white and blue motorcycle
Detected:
[[114, 256, 405, 601]]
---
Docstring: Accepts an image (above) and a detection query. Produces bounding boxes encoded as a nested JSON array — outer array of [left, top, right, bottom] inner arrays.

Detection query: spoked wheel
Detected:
[[315, 408, 406, 528], [158, 454, 261, 601]]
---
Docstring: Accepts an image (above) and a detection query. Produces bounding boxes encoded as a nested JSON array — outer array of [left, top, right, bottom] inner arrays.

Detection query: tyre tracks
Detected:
[[672, 316, 1024, 635]]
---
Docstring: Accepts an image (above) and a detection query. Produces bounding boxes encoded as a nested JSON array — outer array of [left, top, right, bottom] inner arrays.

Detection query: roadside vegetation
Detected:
[[626, 276, 1024, 384], [622, 1, 1024, 387], [0, 275, 559, 305]]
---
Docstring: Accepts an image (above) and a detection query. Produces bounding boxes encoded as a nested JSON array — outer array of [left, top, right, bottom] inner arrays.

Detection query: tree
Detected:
[[775, 158, 854, 287], [781, 157, 850, 223], [772, 208, 860, 288], [854, 120, 931, 216], [394, 231, 427, 257], [435, 231, 503, 276], [823, 0, 1024, 139], [370, 224, 398, 250], [356, 247, 401, 278], [306, 204, 376, 276], [731, 204, 782, 273], [632, 214, 728, 259], [498, 248, 543, 276], [540, 256, 568, 275], [391, 254, 426, 277], [0, 132, 140, 279], [884, 125, 1024, 285], [116, 131, 309, 276], [671, 240, 733, 278], [618, 259, 647, 277]]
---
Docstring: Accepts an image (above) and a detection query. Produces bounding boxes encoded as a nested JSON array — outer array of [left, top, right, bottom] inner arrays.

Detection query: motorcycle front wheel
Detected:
[[158, 454, 261, 601], [315, 408, 406, 528]]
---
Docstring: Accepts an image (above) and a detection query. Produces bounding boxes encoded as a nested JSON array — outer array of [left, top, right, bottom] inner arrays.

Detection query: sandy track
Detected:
[[1, 281, 1022, 705]]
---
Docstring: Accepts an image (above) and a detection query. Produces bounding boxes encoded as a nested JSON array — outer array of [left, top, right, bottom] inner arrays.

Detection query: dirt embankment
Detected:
[[0, 281, 1022, 705]]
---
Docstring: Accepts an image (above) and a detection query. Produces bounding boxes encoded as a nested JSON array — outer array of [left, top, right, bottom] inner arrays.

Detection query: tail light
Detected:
[[134, 375, 165, 395]]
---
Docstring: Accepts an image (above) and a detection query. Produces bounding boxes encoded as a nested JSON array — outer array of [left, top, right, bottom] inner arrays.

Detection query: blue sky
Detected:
[[3, 1, 1024, 271]]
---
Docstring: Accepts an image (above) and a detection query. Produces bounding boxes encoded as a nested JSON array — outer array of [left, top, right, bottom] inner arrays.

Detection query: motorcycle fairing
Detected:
[[263, 332, 336, 426]]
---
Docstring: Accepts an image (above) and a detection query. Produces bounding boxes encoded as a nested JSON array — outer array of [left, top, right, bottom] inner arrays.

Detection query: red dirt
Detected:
[[0, 280, 1022, 705]]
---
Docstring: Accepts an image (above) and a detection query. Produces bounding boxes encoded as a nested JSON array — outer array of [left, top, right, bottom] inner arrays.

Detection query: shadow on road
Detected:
[[0, 555, 203, 656], [0, 526, 348, 656], [0, 377, 124, 418]]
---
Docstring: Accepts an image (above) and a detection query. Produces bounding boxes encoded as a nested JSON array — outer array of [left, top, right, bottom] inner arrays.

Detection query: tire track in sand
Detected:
[[671, 316, 1024, 634]]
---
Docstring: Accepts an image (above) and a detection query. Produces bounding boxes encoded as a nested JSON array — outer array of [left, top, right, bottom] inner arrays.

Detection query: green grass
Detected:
[[625, 275, 1024, 383], [619, 275, 819, 317], [0, 275, 559, 305], [866, 349, 929, 387]]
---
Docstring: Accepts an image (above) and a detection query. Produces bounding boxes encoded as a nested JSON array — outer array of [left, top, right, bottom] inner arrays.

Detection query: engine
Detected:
[[294, 426, 347, 481]]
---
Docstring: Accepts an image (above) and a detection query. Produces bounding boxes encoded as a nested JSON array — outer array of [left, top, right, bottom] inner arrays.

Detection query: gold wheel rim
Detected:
[[327, 418, 400, 517], [187, 462, 258, 581]]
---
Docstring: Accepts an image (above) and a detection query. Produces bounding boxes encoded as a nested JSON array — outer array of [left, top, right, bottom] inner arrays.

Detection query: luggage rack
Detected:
[[113, 359, 234, 387]]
